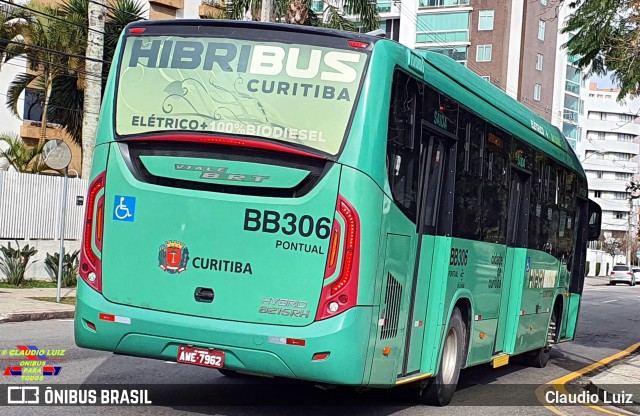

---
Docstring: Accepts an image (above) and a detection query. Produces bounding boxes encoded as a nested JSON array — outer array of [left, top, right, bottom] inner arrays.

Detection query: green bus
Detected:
[[75, 20, 602, 405]]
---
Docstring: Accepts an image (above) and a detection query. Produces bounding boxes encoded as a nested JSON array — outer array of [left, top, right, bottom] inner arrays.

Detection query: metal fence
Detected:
[[0, 171, 88, 240]]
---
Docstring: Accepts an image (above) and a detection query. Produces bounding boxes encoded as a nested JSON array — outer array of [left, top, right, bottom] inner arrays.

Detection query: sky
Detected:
[[590, 73, 617, 89]]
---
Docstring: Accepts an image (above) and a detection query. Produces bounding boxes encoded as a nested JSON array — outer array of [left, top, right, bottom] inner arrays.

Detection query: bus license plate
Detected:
[[177, 346, 225, 369]]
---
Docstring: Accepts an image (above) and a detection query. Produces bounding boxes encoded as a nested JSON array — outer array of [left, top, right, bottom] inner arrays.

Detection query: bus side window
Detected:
[[386, 70, 420, 223], [452, 109, 483, 240], [529, 151, 544, 250], [481, 125, 510, 244]]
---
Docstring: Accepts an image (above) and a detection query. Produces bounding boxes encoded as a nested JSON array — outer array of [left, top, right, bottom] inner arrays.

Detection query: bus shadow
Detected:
[[82, 349, 571, 414]]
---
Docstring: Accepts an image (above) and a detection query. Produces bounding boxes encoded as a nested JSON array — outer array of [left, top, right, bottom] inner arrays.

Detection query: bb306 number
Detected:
[[244, 209, 331, 239]]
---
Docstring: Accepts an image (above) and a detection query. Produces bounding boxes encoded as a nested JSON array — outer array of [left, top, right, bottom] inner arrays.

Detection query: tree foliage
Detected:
[[563, 0, 640, 100], [217, 0, 378, 32], [0, 0, 144, 145], [2, 2, 85, 143], [0, 132, 49, 173]]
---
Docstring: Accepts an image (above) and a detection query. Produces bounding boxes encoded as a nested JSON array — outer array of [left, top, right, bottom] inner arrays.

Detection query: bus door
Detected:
[[563, 198, 600, 339], [495, 168, 530, 353], [399, 123, 456, 376]]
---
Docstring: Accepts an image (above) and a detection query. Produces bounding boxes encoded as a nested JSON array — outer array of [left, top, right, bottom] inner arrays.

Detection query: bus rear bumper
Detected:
[[74, 280, 373, 385]]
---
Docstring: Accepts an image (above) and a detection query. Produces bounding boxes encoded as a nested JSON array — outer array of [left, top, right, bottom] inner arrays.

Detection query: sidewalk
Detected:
[[585, 275, 610, 286], [588, 354, 640, 413], [0, 287, 76, 323]]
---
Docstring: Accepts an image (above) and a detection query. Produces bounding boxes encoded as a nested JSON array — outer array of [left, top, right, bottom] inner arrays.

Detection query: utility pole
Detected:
[[261, 0, 272, 22], [628, 197, 632, 265], [81, 0, 105, 179]]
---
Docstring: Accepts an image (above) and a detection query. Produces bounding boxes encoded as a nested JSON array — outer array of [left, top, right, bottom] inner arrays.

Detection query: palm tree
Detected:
[[0, 132, 47, 173], [2, 0, 144, 147], [224, 0, 379, 32], [0, 2, 24, 67], [3, 2, 85, 145], [52, 0, 144, 145]]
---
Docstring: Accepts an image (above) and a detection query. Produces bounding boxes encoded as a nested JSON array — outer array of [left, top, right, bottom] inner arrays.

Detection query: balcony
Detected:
[[565, 80, 580, 95], [416, 30, 469, 43], [19, 122, 83, 176], [419, 0, 470, 7], [149, 0, 183, 9], [563, 109, 579, 122], [377, 0, 392, 12]]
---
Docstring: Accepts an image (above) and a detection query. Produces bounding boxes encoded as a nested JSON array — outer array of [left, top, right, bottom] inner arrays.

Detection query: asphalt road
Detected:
[[1, 282, 639, 416]]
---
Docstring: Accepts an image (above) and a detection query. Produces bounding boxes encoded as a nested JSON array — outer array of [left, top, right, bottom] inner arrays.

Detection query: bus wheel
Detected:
[[417, 308, 465, 406], [524, 312, 556, 368]]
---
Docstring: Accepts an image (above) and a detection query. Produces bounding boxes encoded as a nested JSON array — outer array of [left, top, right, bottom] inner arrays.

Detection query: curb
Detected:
[[0, 310, 75, 323], [586, 381, 640, 414]]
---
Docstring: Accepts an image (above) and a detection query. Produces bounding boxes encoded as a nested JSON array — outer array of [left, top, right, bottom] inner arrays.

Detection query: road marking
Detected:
[[601, 300, 618, 303], [536, 341, 640, 416], [56, 319, 74, 322], [164, 361, 177, 364]]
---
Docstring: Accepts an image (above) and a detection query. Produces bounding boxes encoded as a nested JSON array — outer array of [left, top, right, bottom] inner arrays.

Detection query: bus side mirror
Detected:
[[587, 199, 602, 241]]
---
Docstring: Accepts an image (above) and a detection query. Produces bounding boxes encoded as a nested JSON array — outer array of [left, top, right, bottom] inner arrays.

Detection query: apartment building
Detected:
[[551, 3, 584, 151], [577, 82, 640, 271], [377, 0, 561, 123]]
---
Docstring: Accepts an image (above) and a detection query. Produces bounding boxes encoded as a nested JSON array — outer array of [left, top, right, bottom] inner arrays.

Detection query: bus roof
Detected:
[[416, 50, 585, 178], [127, 19, 383, 44]]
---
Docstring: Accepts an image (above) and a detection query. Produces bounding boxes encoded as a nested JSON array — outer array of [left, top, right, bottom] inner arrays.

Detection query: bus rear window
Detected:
[[114, 35, 368, 155]]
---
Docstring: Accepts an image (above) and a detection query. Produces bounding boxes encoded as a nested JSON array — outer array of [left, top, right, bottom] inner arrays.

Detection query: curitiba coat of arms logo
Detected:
[[158, 240, 189, 274]]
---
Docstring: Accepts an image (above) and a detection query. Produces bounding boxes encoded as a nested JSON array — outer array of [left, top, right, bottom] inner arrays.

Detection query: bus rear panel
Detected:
[[75, 22, 380, 385]]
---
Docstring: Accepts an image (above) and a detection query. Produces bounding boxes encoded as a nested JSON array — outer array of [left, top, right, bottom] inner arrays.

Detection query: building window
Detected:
[[416, 12, 470, 43], [614, 192, 629, 199], [311, 0, 324, 12], [419, 0, 470, 6], [536, 53, 543, 70], [619, 114, 634, 123], [427, 46, 468, 63], [596, 171, 603, 178], [614, 212, 627, 219], [597, 131, 605, 140], [476, 44, 492, 62], [540, 0, 547, 4], [533, 84, 541, 101], [481, 76, 490, 82], [618, 133, 634, 142], [538, 20, 545, 40], [478, 10, 494, 31], [382, 18, 401, 41], [594, 191, 602, 198], [610, 152, 632, 161], [615, 172, 632, 181], [23, 89, 44, 122]]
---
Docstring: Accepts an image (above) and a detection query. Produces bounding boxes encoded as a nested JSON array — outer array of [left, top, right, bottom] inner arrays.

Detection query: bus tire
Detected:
[[524, 312, 556, 368], [417, 308, 465, 406]]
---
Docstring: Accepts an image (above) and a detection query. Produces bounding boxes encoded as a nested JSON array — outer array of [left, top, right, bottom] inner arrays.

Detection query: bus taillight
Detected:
[[316, 195, 361, 321], [324, 220, 341, 278], [79, 172, 106, 293]]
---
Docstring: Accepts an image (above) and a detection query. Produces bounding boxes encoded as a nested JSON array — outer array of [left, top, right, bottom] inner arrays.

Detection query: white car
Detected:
[[609, 265, 636, 286]]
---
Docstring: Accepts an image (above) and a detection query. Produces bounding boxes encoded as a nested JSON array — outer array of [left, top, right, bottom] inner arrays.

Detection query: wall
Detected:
[[0, 239, 81, 281]]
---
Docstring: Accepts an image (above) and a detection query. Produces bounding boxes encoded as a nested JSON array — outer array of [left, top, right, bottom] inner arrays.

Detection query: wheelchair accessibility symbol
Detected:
[[113, 195, 136, 222]]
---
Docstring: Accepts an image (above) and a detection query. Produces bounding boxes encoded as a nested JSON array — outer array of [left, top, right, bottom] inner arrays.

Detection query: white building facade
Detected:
[[577, 82, 640, 274]]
